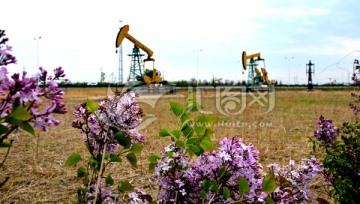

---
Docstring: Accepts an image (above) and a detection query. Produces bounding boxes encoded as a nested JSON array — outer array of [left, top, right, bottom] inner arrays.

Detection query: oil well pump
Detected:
[[242, 51, 275, 91], [115, 24, 175, 94]]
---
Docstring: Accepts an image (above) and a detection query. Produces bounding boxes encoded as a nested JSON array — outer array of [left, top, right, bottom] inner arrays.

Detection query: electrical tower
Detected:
[[128, 45, 145, 85], [306, 60, 315, 91]]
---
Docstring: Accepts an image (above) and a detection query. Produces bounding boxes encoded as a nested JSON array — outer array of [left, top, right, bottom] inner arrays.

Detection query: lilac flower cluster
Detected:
[[85, 181, 119, 204], [127, 188, 150, 204], [314, 115, 339, 147], [0, 67, 67, 131], [0, 29, 67, 135], [154, 142, 190, 202], [268, 156, 323, 203], [0, 30, 16, 66], [72, 92, 144, 153], [154, 137, 267, 203], [349, 92, 360, 116]]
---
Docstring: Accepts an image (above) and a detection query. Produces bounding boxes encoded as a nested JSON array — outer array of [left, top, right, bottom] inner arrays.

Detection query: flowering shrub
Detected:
[[350, 92, 360, 119], [0, 29, 67, 187], [150, 96, 324, 203], [66, 92, 148, 203], [312, 115, 360, 204], [154, 137, 268, 203]]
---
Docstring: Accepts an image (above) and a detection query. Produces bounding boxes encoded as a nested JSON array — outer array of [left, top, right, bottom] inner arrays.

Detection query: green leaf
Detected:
[[176, 140, 185, 148], [264, 196, 276, 204], [200, 139, 216, 152], [218, 165, 227, 179], [65, 153, 82, 166], [5, 117, 20, 126], [5, 117, 35, 136], [109, 154, 122, 162], [126, 152, 137, 168], [0, 124, 9, 135], [220, 169, 232, 182], [88, 157, 98, 169], [86, 99, 98, 113], [148, 162, 157, 173], [210, 180, 219, 193], [203, 129, 214, 140], [0, 142, 11, 148], [262, 174, 277, 194], [77, 167, 87, 178], [169, 101, 183, 117], [200, 190, 207, 199], [188, 144, 201, 154], [148, 153, 161, 163], [182, 126, 194, 138], [195, 125, 207, 137], [159, 128, 172, 137], [118, 180, 134, 193], [223, 187, 230, 199], [115, 131, 131, 149], [186, 138, 197, 144], [181, 112, 190, 123], [180, 119, 193, 131], [105, 175, 114, 185], [21, 121, 35, 136], [12, 106, 32, 121], [172, 129, 181, 138], [131, 143, 143, 154], [238, 176, 250, 196], [202, 179, 211, 191], [185, 101, 200, 112]]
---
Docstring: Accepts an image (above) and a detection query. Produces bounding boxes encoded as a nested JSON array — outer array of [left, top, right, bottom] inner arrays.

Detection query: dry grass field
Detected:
[[0, 87, 357, 203]]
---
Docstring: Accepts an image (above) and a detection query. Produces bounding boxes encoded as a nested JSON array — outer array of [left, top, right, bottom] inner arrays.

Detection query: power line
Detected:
[[316, 50, 360, 77]]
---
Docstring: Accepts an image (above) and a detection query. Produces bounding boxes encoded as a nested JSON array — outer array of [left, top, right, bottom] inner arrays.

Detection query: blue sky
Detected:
[[1, 0, 359, 85]]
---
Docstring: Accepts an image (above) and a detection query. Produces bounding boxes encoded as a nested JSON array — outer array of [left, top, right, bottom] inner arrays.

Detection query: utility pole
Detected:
[[285, 56, 294, 85], [34, 36, 41, 69], [195, 49, 203, 86]]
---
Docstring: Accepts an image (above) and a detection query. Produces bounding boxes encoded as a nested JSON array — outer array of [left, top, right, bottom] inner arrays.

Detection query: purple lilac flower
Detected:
[[268, 155, 323, 203], [350, 92, 360, 115], [154, 137, 265, 203], [127, 188, 149, 204], [0, 66, 67, 132], [85, 181, 119, 204], [1, 32, 67, 132], [72, 92, 144, 154], [314, 115, 339, 147], [0, 30, 17, 66]]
